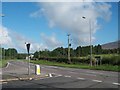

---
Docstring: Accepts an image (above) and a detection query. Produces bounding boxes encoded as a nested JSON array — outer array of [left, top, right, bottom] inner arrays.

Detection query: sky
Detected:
[[0, 1, 119, 53]]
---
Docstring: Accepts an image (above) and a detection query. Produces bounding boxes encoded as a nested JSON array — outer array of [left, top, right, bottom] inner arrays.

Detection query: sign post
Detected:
[[26, 43, 31, 75]]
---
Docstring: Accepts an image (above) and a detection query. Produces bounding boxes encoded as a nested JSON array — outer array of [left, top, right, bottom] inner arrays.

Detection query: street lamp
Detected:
[[82, 16, 93, 66]]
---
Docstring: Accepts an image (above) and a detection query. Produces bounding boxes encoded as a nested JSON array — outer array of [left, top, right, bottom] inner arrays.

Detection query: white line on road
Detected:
[[69, 72, 96, 76], [77, 78, 85, 80], [64, 75, 71, 78], [5, 62, 10, 69], [0, 82, 8, 84], [84, 73, 96, 76], [87, 71, 103, 75], [58, 74, 62, 76], [69, 72, 75, 73], [113, 83, 120, 86], [92, 80, 102, 83]]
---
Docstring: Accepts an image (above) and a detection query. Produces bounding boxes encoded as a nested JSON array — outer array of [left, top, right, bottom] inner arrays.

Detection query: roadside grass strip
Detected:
[[92, 80, 102, 83], [112, 83, 120, 86], [30, 60, 119, 72]]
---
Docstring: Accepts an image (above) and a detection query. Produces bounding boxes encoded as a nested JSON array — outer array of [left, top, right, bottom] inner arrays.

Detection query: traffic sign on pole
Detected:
[[26, 43, 31, 75]]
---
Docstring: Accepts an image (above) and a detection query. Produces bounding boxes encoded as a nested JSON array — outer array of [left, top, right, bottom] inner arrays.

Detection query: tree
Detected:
[[34, 51, 39, 58], [5, 48, 18, 59]]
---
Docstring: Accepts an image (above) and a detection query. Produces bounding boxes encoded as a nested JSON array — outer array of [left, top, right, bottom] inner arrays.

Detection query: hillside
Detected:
[[101, 40, 119, 49]]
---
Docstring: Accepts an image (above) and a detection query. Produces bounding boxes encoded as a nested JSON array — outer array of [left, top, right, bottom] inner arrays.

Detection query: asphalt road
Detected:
[[1, 60, 120, 89]]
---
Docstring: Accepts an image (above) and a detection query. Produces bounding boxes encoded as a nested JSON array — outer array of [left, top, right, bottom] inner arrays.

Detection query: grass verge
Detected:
[[0, 60, 8, 68], [30, 60, 119, 72]]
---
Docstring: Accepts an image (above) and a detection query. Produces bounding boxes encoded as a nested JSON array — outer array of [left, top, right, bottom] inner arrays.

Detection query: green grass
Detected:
[[30, 60, 119, 72], [0, 59, 27, 68], [0, 60, 8, 68], [0, 58, 119, 72]]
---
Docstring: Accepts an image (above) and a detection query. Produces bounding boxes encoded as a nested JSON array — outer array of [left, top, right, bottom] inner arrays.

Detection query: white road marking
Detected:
[[113, 83, 120, 86], [69, 72, 96, 76], [64, 75, 71, 78], [69, 72, 75, 73], [88, 71, 103, 74], [77, 78, 85, 80], [5, 62, 10, 69], [92, 80, 102, 83], [58, 74, 62, 76], [0, 82, 8, 84], [84, 73, 96, 76]]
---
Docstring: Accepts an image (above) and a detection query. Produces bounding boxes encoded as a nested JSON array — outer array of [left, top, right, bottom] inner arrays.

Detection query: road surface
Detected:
[[1, 60, 120, 89]]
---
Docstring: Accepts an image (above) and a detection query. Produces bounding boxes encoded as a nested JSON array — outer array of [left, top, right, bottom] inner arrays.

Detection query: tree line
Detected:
[[0, 44, 119, 60], [33, 44, 119, 59]]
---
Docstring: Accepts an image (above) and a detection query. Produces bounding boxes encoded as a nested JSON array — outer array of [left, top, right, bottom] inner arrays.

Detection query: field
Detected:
[[0, 54, 119, 72], [0, 60, 8, 68], [30, 60, 119, 72]]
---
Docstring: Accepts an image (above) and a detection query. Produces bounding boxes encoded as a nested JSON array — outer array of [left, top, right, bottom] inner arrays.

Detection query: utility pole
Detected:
[[67, 34, 71, 64]]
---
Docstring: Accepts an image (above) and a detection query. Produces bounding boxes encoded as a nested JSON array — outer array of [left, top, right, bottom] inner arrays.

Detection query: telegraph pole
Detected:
[[67, 34, 71, 64]]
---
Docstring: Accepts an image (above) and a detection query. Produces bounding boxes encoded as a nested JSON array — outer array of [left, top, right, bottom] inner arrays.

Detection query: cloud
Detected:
[[0, 25, 12, 46], [0, 26, 47, 53], [30, 43, 48, 52], [31, 2, 112, 46], [10, 31, 48, 52], [40, 33, 63, 49]]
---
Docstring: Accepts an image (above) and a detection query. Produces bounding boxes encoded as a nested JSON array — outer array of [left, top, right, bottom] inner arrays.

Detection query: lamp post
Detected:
[[25, 43, 31, 75], [82, 16, 92, 66]]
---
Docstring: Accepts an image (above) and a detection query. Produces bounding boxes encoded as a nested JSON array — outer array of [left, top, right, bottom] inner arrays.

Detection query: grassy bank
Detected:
[[0, 59, 119, 72], [30, 60, 119, 72], [0, 60, 8, 68]]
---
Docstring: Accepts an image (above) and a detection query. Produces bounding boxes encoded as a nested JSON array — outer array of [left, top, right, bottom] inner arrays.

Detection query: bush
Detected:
[[37, 55, 120, 66], [102, 55, 120, 65]]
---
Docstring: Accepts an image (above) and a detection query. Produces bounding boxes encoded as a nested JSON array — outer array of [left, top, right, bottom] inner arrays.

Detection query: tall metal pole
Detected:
[[67, 34, 71, 64], [82, 16, 92, 66], [89, 19, 92, 66]]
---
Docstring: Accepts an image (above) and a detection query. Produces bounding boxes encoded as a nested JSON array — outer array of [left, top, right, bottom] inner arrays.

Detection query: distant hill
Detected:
[[101, 40, 119, 49]]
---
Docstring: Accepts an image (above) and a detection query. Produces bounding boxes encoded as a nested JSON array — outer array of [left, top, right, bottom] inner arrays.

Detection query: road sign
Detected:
[[26, 43, 30, 54], [25, 43, 31, 75]]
